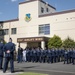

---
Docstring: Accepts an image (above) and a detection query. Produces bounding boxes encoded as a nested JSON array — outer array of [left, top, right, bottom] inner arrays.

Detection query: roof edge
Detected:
[[40, 0, 56, 10], [39, 9, 75, 17], [0, 18, 19, 23], [19, 0, 37, 5], [19, 0, 56, 10]]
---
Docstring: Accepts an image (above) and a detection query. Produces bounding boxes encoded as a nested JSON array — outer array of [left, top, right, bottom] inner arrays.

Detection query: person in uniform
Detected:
[[64, 49, 68, 64], [0, 39, 4, 69], [39, 48, 43, 63], [3, 38, 15, 73], [72, 48, 75, 64], [47, 48, 51, 63], [32, 48, 36, 62], [17, 45, 23, 63], [51, 48, 55, 63]]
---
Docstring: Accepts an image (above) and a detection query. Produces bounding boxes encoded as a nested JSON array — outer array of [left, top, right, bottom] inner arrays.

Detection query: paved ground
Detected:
[[0, 61, 75, 75]]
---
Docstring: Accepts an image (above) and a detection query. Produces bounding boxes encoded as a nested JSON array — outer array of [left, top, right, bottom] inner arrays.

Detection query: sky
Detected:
[[0, 0, 75, 21]]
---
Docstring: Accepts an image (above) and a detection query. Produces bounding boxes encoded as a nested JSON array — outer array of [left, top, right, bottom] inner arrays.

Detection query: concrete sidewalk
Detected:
[[0, 70, 23, 75]]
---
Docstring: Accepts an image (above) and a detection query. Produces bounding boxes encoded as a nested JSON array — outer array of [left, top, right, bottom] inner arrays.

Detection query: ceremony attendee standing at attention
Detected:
[[3, 38, 15, 73], [0, 39, 4, 70], [17, 45, 23, 63]]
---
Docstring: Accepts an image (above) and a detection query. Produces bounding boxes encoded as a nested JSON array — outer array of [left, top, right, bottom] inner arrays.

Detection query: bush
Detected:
[[48, 35, 62, 48], [62, 37, 75, 48]]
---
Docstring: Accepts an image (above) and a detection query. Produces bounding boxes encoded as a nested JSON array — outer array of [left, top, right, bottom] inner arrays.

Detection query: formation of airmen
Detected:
[[0, 38, 75, 73], [17, 47, 75, 65]]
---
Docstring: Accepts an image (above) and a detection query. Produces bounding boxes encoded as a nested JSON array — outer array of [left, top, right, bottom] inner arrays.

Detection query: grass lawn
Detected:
[[18, 72, 48, 75]]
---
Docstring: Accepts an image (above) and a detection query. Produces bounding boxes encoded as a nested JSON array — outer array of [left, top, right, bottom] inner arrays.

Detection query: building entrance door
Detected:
[[27, 42, 41, 48]]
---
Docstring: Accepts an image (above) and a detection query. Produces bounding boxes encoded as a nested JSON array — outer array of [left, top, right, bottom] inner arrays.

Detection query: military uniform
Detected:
[[17, 46, 23, 63], [3, 38, 15, 73], [64, 50, 68, 64], [72, 49, 75, 64], [0, 41, 4, 69], [47, 49, 51, 63], [32, 49, 36, 62]]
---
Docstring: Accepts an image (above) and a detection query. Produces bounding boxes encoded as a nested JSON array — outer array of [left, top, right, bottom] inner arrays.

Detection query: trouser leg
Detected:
[[3, 58, 9, 72], [10, 58, 14, 72], [0, 57, 3, 69]]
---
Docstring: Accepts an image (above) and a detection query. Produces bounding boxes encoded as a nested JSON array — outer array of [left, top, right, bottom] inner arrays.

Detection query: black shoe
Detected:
[[11, 71, 14, 73], [3, 71, 6, 73], [0, 68, 3, 69]]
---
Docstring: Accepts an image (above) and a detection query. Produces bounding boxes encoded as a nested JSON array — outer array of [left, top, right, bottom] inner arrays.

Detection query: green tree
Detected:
[[3, 40, 7, 44], [0, 39, 6, 44], [62, 37, 75, 48], [48, 35, 62, 48]]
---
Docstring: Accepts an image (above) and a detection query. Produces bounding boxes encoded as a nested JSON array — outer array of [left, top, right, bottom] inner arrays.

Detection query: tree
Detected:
[[48, 35, 62, 48], [0, 39, 6, 44], [62, 37, 75, 48], [3, 40, 7, 44]]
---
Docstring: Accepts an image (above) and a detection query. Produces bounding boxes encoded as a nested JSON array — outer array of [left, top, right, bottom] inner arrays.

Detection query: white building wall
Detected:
[[38, 12, 75, 40], [18, 1, 39, 38]]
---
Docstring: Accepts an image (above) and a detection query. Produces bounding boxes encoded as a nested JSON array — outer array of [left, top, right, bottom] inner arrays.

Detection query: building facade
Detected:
[[0, 0, 75, 50]]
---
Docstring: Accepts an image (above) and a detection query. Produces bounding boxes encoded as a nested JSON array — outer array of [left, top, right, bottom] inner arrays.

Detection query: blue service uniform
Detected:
[[51, 50, 55, 63], [64, 50, 68, 64], [0, 42, 4, 69], [39, 49, 43, 63], [26, 49, 30, 62], [17, 47, 23, 63], [36, 49, 40, 62], [47, 49, 51, 63], [32, 49, 37, 62], [72, 50, 75, 64], [42, 49, 47, 63], [3, 42, 15, 73], [54, 50, 58, 63], [29, 50, 33, 62], [67, 50, 72, 64], [57, 49, 61, 62], [61, 49, 65, 61]]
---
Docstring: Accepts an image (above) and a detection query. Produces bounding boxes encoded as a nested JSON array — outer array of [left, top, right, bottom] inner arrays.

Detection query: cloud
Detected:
[[11, 0, 18, 2]]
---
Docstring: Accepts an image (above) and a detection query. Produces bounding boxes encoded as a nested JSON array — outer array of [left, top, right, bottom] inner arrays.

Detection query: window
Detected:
[[11, 28, 16, 34], [4, 29, 9, 35], [0, 30, 3, 36], [39, 24, 50, 35], [46, 8, 49, 12], [41, 7, 44, 13]]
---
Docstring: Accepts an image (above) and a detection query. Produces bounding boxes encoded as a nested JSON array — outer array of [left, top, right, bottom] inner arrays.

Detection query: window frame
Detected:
[[39, 24, 50, 35], [4, 29, 9, 35], [41, 7, 44, 13], [46, 8, 49, 12], [0, 30, 4, 36], [11, 28, 17, 34]]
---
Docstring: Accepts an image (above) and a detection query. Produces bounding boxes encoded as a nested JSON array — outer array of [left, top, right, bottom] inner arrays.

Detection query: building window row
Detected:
[[0, 28, 17, 36], [4, 29, 9, 35], [0, 30, 4, 36], [41, 7, 49, 13], [39, 24, 50, 35]]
